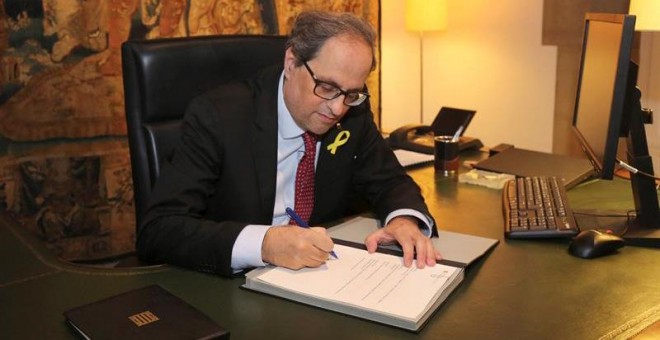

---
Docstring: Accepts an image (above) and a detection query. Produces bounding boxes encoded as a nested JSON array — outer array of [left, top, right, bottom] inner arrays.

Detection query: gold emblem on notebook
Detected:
[[128, 311, 160, 327]]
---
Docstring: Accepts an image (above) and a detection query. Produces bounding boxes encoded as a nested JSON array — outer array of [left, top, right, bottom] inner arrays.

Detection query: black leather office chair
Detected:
[[121, 35, 287, 232]]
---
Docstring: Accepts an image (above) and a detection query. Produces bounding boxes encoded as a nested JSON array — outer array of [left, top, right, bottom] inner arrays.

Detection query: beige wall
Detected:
[[381, 0, 557, 152], [640, 32, 660, 174]]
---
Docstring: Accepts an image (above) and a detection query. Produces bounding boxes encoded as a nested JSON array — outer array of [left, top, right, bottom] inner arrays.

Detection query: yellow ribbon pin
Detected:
[[327, 130, 350, 155]]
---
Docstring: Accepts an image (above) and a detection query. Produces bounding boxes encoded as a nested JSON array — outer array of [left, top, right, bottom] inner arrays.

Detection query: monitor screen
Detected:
[[571, 13, 635, 180]]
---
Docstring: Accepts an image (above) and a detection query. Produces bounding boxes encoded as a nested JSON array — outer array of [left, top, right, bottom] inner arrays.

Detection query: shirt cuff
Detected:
[[231, 224, 271, 271], [384, 209, 434, 237]]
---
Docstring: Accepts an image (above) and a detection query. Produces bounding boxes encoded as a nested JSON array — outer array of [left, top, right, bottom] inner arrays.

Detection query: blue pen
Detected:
[[285, 207, 338, 259]]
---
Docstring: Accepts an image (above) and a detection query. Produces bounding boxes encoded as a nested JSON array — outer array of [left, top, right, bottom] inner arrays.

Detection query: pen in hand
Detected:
[[285, 207, 338, 259]]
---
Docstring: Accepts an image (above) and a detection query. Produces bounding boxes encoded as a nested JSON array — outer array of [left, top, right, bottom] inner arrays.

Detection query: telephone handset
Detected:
[[391, 124, 433, 137], [387, 124, 483, 155], [387, 124, 437, 154]]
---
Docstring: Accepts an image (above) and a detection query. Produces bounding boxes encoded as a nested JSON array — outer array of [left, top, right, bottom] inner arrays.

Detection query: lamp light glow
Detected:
[[406, 0, 448, 32], [629, 0, 660, 31]]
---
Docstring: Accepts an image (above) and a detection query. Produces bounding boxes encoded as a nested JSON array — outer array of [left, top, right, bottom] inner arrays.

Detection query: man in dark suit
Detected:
[[137, 10, 440, 277]]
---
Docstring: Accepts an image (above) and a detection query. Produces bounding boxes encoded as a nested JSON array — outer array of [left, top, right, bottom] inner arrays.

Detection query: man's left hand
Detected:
[[364, 216, 441, 268]]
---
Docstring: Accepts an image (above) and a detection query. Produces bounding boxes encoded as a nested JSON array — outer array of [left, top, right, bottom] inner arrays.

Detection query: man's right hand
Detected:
[[261, 225, 334, 270]]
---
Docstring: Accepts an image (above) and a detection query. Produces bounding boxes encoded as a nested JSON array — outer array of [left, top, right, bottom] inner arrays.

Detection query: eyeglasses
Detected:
[[302, 61, 369, 107]]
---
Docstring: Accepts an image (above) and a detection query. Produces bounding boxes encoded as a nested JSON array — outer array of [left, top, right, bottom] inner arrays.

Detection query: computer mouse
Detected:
[[568, 229, 625, 259]]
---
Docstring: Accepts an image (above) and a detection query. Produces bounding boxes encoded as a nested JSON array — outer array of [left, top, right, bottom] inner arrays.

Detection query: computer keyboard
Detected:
[[502, 176, 579, 238]]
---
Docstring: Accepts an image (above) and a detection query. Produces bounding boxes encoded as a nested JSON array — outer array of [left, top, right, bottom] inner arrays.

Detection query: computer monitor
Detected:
[[571, 13, 660, 247]]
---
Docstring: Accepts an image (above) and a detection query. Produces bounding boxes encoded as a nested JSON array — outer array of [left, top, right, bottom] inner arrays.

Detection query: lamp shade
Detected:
[[406, 0, 448, 32], [629, 0, 660, 31]]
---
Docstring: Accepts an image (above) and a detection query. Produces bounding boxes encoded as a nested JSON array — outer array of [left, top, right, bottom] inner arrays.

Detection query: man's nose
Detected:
[[327, 95, 349, 116]]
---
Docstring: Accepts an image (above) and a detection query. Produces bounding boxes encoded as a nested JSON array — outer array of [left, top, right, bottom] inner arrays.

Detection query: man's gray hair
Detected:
[[286, 10, 377, 71]]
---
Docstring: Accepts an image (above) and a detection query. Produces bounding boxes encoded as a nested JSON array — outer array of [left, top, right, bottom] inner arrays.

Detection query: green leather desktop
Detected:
[[2, 149, 660, 339]]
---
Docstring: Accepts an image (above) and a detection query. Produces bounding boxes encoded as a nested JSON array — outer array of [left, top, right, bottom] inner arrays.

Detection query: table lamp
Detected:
[[628, 0, 660, 31], [405, 0, 448, 124], [628, 0, 660, 109]]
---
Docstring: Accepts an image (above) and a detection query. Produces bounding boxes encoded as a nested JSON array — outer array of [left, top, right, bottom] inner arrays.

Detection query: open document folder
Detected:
[[328, 216, 498, 267], [244, 244, 463, 332]]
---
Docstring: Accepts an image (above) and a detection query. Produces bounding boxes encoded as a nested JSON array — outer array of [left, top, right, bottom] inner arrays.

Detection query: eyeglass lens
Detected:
[[303, 62, 368, 107]]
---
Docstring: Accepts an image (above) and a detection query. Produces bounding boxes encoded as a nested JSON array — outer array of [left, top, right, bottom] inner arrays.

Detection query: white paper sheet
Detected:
[[392, 149, 434, 168], [255, 244, 459, 320]]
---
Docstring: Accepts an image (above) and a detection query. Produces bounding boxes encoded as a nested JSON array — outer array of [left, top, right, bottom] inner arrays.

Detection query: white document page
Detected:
[[255, 244, 459, 320], [392, 149, 434, 167]]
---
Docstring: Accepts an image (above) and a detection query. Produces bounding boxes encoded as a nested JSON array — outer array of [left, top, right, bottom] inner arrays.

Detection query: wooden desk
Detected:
[[2, 150, 660, 339]]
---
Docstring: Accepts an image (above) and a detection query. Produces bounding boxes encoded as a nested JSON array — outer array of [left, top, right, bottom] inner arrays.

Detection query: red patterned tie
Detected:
[[291, 132, 318, 225]]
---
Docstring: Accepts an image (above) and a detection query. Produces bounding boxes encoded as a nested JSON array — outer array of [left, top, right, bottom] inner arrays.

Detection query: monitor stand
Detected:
[[573, 209, 660, 248], [619, 85, 660, 247], [572, 63, 660, 248], [621, 222, 660, 247]]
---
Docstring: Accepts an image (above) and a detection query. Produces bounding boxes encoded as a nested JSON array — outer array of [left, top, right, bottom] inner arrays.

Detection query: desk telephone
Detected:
[[386, 107, 482, 154], [387, 124, 483, 154]]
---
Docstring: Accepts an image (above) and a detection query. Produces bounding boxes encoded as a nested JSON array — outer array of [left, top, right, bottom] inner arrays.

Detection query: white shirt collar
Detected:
[[277, 72, 305, 140]]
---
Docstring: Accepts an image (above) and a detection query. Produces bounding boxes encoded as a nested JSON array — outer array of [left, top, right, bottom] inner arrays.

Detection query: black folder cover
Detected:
[[474, 147, 594, 189], [63, 285, 229, 340]]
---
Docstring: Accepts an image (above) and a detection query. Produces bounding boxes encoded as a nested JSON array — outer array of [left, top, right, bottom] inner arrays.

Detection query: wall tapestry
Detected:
[[0, 0, 380, 263]]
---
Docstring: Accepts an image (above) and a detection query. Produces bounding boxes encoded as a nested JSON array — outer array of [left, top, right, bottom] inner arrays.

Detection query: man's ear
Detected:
[[283, 48, 297, 77]]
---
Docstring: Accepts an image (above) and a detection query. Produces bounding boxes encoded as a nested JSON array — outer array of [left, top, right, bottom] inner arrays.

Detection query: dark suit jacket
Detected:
[[137, 66, 435, 276]]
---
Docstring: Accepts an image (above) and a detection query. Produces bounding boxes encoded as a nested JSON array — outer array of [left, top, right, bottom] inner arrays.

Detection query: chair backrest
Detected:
[[121, 35, 287, 230]]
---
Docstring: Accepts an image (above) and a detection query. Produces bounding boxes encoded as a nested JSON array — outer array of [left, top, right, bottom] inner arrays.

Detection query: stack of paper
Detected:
[[244, 244, 463, 331]]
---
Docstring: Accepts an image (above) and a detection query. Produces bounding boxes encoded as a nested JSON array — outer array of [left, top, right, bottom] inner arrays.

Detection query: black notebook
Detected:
[[474, 148, 594, 189], [63, 285, 229, 340]]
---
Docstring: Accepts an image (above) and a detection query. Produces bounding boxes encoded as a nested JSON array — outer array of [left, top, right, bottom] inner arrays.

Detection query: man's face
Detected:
[[282, 34, 373, 135]]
